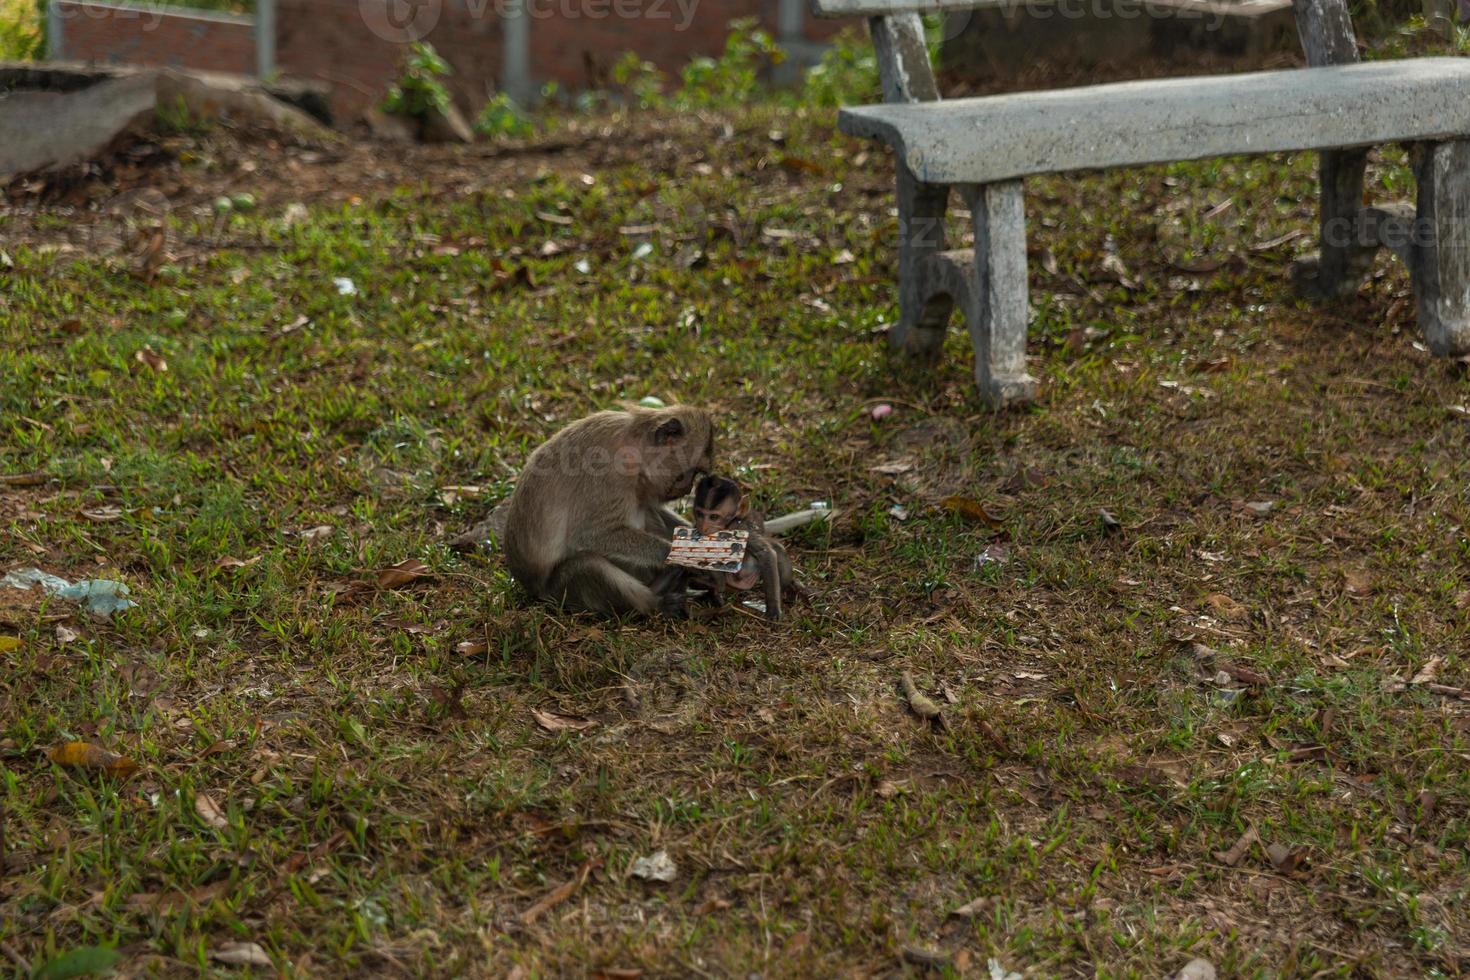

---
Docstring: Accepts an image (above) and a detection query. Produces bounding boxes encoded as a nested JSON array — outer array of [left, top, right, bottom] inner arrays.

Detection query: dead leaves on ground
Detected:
[[1202, 592, 1249, 623], [134, 346, 167, 373], [127, 881, 225, 914], [45, 742, 139, 779], [377, 559, 431, 589], [209, 942, 272, 967], [939, 496, 1002, 529], [532, 708, 597, 734], [194, 792, 229, 831], [1213, 825, 1309, 875]]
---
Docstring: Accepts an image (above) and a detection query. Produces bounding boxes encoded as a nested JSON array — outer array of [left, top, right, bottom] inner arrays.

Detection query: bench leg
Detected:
[[893, 164, 952, 359], [959, 181, 1037, 407], [1410, 140, 1470, 356], [1293, 147, 1379, 299]]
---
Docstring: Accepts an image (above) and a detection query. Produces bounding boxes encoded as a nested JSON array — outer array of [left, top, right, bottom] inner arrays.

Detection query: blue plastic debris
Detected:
[[2, 568, 138, 618]]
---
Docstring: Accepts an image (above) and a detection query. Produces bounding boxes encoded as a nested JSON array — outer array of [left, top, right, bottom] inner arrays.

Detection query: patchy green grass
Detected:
[[2, 104, 1469, 978]]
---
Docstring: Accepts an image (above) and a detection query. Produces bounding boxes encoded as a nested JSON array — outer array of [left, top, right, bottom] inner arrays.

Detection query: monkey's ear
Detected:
[[736, 495, 750, 517], [652, 417, 685, 446]]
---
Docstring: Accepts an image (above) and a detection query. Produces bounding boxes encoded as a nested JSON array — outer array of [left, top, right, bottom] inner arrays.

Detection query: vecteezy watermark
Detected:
[[360, 0, 444, 44], [359, 0, 701, 44]]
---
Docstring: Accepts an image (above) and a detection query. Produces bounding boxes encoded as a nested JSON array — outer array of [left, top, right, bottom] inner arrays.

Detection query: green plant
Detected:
[[382, 41, 452, 120], [0, 0, 42, 59], [612, 51, 667, 109], [154, 94, 212, 136], [674, 17, 784, 108], [800, 28, 879, 107], [474, 92, 534, 139]]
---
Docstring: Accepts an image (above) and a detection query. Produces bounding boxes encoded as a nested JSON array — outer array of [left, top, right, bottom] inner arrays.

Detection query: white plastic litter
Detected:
[[2, 567, 138, 618], [629, 850, 678, 882]]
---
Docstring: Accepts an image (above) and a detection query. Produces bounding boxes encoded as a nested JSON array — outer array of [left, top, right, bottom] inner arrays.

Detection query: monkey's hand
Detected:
[[657, 584, 690, 618], [728, 557, 761, 591]]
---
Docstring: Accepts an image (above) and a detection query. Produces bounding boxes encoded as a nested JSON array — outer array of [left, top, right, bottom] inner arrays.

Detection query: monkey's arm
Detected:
[[576, 526, 677, 581], [644, 505, 690, 537]]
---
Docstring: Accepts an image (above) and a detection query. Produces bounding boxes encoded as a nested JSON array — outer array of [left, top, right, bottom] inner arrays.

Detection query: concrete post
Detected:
[[255, 0, 275, 79], [46, 0, 63, 60], [501, 0, 531, 104]]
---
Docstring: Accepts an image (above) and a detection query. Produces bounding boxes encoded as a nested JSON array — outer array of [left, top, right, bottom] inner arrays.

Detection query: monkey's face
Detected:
[[638, 407, 714, 501], [692, 474, 743, 534], [693, 501, 737, 535]]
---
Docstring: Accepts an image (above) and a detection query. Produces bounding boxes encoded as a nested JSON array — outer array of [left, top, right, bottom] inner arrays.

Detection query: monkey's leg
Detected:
[[546, 553, 672, 617], [746, 538, 784, 622]]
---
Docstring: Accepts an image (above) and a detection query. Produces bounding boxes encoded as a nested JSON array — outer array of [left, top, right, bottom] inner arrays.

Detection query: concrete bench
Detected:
[[816, 0, 1470, 406]]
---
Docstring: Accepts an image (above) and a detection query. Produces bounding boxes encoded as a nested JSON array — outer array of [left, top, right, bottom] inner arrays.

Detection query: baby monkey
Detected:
[[691, 475, 794, 622]]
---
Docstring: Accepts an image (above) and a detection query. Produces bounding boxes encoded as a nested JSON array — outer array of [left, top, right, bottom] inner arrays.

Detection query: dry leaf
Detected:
[[939, 495, 1002, 528], [299, 525, 334, 542], [875, 778, 908, 799], [0, 636, 21, 654], [135, 346, 167, 372], [1265, 842, 1308, 873], [210, 942, 271, 967], [899, 671, 945, 729], [778, 154, 823, 175], [1343, 570, 1373, 598], [1411, 657, 1443, 685], [127, 881, 225, 913], [195, 792, 228, 830], [1204, 593, 1249, 622], [81, 505, 124, 522], [213, 555, 261, 570], [128, 225, 167, 281], [949, 895, 991, 919], [694, 896, 732, 915], [45, 741, 139, 778], [455, 639, 488, 657], [901, 946, 952, 970], [869, 460, 914, 476], [1099, 508, 1122, 531], [1218, 662, 1270, 688], [532, 708, 596, 733], [1212, 825, 1258, 867], [377, 559, 430, 588]]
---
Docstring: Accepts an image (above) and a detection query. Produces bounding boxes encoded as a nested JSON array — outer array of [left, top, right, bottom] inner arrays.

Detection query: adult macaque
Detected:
[[690, 474, 794, 622], [504, 406, 714, 617]]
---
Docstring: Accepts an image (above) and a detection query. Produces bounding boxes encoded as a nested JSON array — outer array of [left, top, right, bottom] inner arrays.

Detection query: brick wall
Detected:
[[54, 0, 256, 76], [54, 0, 854, 122], [526, 1, 846, 91], [277, 0, 505, 123]]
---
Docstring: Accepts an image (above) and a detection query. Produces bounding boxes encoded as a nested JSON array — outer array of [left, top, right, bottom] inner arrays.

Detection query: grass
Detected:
[[1, 98, 1469, 977]]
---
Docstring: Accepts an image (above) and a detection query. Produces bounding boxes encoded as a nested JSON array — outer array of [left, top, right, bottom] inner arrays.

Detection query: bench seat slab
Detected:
[[840, 59, 1470, 185]]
